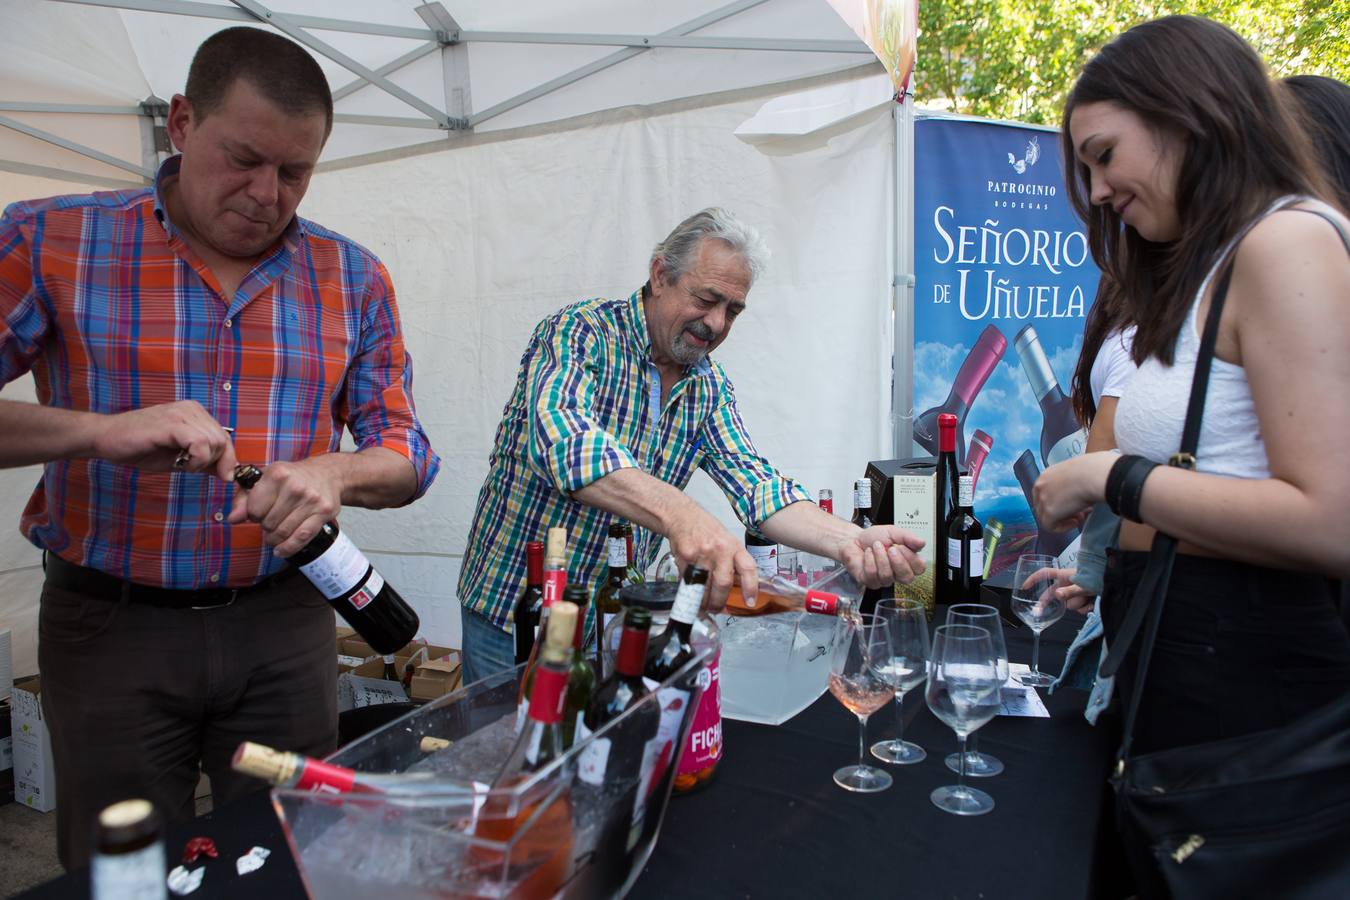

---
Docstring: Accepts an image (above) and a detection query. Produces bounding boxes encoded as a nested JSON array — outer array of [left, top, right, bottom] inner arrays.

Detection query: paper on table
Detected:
[[999, 664, 1050, 718]]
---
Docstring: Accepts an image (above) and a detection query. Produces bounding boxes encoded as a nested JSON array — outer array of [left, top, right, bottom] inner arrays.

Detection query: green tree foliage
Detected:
[[915, 0, 1350, 125]]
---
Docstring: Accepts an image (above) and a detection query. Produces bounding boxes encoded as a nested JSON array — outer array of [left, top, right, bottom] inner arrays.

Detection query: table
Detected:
[[20, 614, 1118, 900]]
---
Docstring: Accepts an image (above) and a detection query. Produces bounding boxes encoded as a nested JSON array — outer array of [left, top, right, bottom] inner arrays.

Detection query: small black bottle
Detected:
[[233, 465, 418, 654]]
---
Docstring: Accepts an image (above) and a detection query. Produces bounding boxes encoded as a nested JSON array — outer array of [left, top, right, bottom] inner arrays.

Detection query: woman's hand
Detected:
[[1034, 451, 1117, 532]]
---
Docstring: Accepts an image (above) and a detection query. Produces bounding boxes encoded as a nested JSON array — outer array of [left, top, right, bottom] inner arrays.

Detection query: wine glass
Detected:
[[828, 613, 895, 792], [944, 603, 1009, 777], [925, 624, 1001, 815], [1010, 554, 1066, 687], [869, 598, 930, 765]]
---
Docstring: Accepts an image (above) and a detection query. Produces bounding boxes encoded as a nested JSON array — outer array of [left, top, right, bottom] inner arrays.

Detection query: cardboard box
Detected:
[[409, 652, 463, 702], [10, 677, 55, 812]]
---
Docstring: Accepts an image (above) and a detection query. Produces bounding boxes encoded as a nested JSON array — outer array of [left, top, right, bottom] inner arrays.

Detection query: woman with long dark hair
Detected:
[[1034, 6, 1350, 862]]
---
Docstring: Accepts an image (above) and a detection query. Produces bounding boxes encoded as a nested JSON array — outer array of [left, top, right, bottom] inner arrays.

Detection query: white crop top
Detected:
[[1114, 196, 1342, 479]]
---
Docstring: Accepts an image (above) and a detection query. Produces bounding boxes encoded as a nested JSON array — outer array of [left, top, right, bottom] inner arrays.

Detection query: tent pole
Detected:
[[891, 92, 916, 457]]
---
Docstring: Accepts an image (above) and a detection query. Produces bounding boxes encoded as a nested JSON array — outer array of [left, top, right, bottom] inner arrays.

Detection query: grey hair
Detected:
[[650, 208, 769, 286]]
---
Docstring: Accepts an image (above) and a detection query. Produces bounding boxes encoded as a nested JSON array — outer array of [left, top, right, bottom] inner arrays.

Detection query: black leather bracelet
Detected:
[[1106, 455, 1158, 523]]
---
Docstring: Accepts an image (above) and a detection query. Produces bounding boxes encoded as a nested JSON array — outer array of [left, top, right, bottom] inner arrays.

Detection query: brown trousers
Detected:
[[37, 566, 337, 869]]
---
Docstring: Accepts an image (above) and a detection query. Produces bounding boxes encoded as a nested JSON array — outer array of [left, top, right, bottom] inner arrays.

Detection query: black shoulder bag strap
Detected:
[[1109, 204, 1350, 770], [1106, 261, 1232, 769]]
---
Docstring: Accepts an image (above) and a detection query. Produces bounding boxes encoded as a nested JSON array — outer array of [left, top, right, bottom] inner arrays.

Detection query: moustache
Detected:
[[684, 323, 716, 341]]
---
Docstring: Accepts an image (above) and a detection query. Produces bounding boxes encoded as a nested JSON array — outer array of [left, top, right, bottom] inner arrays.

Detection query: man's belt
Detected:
[[44, 553, 302, 610]]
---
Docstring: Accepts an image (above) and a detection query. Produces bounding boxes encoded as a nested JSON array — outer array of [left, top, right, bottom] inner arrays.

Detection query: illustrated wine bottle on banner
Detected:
[[1013, 325, 1088, 469], [1013, 450, 1080, 569], [912, 324, 1007, 468]]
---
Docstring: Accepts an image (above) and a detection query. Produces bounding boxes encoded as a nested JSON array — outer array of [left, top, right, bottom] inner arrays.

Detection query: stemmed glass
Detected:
[[944, 603, 1009, 777], [1010, 554, 1066, 687], [926, 624, 1001, 815], [828, 613, 895, 792], [870, 598, 930, 765]]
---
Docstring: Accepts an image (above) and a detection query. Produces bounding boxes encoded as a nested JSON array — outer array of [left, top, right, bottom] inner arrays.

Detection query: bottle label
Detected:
[[607, 538, 627, 568], [346, 568, 383, 611], [678, 648, 722, 777], [527, 666, 568, 725], [947, 538, 985, 579], [854, 482, 872, 510], [542, 570, 566, 608], [299, 530, 371, 600], [1045, 427, 1088, 469], [643, 677, 689, 790], [804, 590, 839, 615], [957, 476, 974, 507], [575, 722, 611, 786], [92, 843, 166, 899], [746, 543, 776, 578], [670, 580, 704, 624]]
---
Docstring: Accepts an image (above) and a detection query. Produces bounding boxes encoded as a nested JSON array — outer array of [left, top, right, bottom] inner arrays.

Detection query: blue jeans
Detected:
[[460, 604, 517, 685]]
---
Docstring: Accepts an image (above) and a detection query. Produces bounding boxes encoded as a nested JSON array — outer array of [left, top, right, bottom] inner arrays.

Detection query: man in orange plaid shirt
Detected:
[[0, 28, 438, 866]]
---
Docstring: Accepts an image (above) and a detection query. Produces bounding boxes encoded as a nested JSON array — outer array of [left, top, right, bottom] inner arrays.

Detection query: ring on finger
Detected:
[[173, 449, 191, 469]]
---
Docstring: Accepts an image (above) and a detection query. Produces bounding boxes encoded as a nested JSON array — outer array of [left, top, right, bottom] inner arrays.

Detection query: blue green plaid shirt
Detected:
[[458, 288, 812, 631]]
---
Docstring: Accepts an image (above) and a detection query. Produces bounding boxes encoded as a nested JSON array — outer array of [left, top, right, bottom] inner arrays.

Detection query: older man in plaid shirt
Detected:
[[458, 208, 924, 681]]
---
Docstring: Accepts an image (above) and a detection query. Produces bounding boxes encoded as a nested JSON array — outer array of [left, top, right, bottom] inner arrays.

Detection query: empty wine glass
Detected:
[[870, 598, 930, 765], [926, 624, 1001, 815], [1010, 554, 1066, 687], [944, 603, 1009, 777], [828, 613, 895, 792]]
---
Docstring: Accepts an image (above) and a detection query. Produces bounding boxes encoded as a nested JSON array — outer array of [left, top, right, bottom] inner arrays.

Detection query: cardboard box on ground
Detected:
[[334, 627, 462, 711], [10, 677, 55, 812]]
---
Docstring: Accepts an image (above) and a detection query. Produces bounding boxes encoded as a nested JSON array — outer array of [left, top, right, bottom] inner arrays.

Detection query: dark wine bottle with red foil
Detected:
[[913, 324, 1008, 468], [945, 474, 984, 602], [514, 541, 545, 665], [1014, 324, 1088, 469], [967, 429, 994, 493], [232, 464, 417, 655], [934, 414, 961, 603], [1013, 450, 1081, 566], [561, 585, 597, 749]]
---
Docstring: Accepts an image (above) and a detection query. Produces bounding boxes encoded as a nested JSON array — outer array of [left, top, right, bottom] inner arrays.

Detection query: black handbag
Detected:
[[1099, 208, 1350, 900]]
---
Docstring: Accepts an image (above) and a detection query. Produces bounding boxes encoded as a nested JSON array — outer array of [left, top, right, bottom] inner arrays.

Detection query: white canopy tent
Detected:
[[0, 0, 912, 679]]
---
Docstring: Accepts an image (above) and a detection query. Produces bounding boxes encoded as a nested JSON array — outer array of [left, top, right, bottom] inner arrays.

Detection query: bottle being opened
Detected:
[[232, 465, 418, 655]]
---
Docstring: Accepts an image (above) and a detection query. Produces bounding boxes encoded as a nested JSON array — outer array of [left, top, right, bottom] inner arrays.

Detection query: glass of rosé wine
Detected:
[[828, 613, 895, 792]]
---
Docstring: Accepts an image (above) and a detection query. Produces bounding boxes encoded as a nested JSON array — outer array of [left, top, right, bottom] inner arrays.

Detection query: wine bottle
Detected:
[[967, 429, 994, 493], [817, 489, 834, 515], [514, 541, 545, 666], [644, 565, 714, 795], [518, 528, 567, 713], [1013, 450, 1081, 567], [621, 522, 643, 585], [476, 603, 576, 900], [561, 585, 597, 749], [594, 523, 629, 670], [1013, 324, 1088, 468], [945, 474, 984, 602], [92, 799, 167, 900], [983, 517, 1004, 579], [232, 464, 417, 655], [232, 740, 476, 798], [913, 323, 1008, 468], [579, 607, 661, 856], [744, 530, 777, 579], [401, 661, 416, 692], [934, 413, 961, 604], [851, 478, 873, 529], [381, 655, 398, 682]]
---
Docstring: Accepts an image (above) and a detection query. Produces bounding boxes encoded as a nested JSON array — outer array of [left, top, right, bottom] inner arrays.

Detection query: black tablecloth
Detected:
[[20, 614, 1116, 900]]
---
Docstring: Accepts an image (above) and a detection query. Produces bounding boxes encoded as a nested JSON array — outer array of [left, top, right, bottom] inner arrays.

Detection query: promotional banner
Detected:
[[826, 0, 918, 93], [912, 117, 1101, 578]]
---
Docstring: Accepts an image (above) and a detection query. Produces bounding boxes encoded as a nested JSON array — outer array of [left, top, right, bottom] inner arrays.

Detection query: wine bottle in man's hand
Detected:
[[233, 464, 419, 654]]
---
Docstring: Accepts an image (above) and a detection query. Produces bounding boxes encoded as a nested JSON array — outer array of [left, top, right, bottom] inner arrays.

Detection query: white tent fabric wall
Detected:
[[298, 83, 896, 649]]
